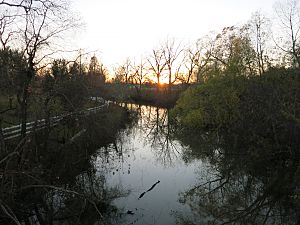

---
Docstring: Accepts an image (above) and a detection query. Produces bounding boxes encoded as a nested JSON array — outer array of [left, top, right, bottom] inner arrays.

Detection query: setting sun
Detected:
[[1, 1, 298, 225]]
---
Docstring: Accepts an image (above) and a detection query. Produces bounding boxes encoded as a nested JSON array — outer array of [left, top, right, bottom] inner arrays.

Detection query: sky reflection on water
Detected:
[[95, 104, 206, 225]]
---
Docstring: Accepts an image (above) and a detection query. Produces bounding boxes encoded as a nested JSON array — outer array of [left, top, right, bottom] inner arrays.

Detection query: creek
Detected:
[[96, 104, 206, 225], [1, 103, 298, 225]]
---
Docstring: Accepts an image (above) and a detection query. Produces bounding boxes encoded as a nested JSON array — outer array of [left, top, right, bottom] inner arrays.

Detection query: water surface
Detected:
[[96, 103, 299, 225], [95, 104, 207, 225], [1, 103, 298, 225]]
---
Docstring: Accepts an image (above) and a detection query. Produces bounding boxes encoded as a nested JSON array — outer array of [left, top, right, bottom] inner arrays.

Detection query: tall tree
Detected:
[[88, 55, 100, 75], [182, 37, 213, 84], [162, 38, 183, 88], [0, 12, 16, 49], [1, 0, 79, 137], [274, 0, 300, 67], [249, 11, 271, 75], [0, 48, 26, 108], [87, 55, 106, 95], [181, 46, 200, 84], [211, 26, 256, 76], [147, 48, 167, 90], [88, 55, 106, 80], [114, 58, 132, 84], [52, 59, 69, 81], [131, 59, 148, 90]]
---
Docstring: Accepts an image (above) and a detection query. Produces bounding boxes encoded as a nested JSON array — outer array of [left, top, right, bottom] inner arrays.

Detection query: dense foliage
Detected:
[[172, 68, 300, 132], [171, 68, 300, 225]]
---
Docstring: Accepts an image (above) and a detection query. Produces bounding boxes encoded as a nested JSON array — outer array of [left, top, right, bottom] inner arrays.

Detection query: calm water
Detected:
[[95, 105, 207, 225], [1, 103, 298, 225], [95, 104, 299, 225]]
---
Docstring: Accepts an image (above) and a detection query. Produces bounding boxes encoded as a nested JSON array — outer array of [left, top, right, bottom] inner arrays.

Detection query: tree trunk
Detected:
[[157, 75, 160, 92], [20, 86, 29, 138], [0, 117, 6, 151], [168, 70, 172, 92], [20, 65, 34, 139]]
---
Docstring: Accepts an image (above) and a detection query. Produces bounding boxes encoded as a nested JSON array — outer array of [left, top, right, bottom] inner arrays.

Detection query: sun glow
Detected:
[[158, 76, 169, 85], [75, 0, 276, 67]]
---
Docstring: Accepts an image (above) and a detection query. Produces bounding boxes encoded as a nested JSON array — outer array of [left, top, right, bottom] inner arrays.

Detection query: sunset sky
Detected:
[[73, 0, 278, 67]]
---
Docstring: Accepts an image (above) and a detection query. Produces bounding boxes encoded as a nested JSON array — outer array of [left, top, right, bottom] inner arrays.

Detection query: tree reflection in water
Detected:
[[174, 124, 300, 225], [121, 103, 185, 167], [108, 104, 198, 225], [0, 105, 134, 225]]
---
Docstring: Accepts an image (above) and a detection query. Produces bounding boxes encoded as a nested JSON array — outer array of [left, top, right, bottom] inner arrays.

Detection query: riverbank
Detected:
[[99, 83, 188, 108], [169, 67, 300, 225], [0, 103, 135, 225]]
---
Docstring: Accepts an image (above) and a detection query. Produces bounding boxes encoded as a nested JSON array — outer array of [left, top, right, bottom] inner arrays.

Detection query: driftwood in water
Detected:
[[147, 180, 160, 192], [138, 180, 160, 199], [138, 191, 146, 199]]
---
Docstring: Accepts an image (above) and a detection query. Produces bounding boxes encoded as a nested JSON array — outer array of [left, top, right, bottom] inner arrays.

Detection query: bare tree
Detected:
[[113, 65, 124, 83], [181, 46, 200, 84], [0, 13, 17, 49], [113, 58, 132, 84], [249, 11, 271, 75], [0, 0, 35, 9], [274, 0, 300, 67], [147, 48, 167, 90], [1, 0, 79, 137], [131, 58, 148, 90], [195, 37, 216, 82], [162, 38, 183, 88], [181, 38, 214, 84]]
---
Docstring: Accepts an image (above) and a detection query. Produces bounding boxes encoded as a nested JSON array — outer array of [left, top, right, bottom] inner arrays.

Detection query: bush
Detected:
[[171, 76, 246, 129], [171, 68, 300, 132]]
